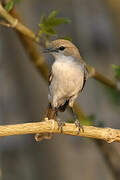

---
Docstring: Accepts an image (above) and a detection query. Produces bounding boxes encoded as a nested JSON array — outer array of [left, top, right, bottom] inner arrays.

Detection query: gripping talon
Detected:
[[56, 118, 65, 133], [75, 119, 84, 133]]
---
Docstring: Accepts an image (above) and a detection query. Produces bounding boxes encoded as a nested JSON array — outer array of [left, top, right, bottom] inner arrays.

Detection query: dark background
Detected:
[[0, 0, 120, 179]]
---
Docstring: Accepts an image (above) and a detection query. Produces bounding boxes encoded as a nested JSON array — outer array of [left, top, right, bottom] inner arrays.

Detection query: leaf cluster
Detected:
[[4, 0, 21, 12], [0, 0, 21, 20], [38, 10, 71, 37]]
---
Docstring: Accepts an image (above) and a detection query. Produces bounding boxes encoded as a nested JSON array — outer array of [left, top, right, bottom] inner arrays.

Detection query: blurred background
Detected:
[[0, 0, 120, 179]]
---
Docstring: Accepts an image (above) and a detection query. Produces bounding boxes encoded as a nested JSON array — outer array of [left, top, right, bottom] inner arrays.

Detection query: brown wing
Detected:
[[81, 73, 86, 91], [47, 71, 57, 119], [48, 71, 53, 86], [81, 66, 88, 91]]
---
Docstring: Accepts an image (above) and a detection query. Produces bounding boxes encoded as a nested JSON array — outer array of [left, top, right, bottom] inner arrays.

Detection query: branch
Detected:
[[0, 3, 119, 91], [0, 3, 39, 43], [0, 120, 120, 143], [87, 65, 117, 89]]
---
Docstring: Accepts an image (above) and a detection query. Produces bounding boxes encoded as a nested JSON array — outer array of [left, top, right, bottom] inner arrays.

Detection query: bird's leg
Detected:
[[45, 104, 65, 132], [70, 107, 84, 133], [55, 109, 65, 133], [56, 116, 65, 133]]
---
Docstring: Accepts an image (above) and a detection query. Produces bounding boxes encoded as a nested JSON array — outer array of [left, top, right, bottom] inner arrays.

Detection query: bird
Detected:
[[35, 39, 88, 141]]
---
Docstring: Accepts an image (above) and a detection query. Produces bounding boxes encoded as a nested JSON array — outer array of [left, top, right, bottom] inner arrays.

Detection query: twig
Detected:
[[87, 65, 117, 89], [0, 3, 119, 90], [0, 120, 120, 143], [0, 3, 39, 43], [0, 20, 10, 27]]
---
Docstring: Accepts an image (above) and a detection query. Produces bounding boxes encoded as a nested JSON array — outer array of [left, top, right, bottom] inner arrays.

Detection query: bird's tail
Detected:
[[44, 103, 57, 120], [35, 103, 56, 142]]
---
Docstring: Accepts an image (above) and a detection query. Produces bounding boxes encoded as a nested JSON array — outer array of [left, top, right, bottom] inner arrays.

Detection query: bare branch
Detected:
[[0, 3, 39, 43], [0, 120, 120, 143]]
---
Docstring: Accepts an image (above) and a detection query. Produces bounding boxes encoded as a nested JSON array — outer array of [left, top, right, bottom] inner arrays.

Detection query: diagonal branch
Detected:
[[0, 120, 120, 143], [0, 3, 118, 90], [0, 3, 39, 43]]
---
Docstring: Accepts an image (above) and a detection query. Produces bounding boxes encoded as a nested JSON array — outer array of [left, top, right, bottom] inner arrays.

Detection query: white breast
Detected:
[[49, 56, 84, 108], [52, 56, 84, 87]]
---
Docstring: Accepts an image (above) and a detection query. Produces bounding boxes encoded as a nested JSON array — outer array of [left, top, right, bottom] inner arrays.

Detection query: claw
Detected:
[[75, 119, 84, 133], [56, 118, 65, 133]]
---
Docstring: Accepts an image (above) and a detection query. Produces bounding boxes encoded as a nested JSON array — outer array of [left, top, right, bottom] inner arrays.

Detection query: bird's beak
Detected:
[[42, 48, 51, 53], [43, 48, 53, 53], [42, 48, 58, 53]]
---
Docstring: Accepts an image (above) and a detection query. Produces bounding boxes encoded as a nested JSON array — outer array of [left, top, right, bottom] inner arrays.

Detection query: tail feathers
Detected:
[[34, 103, 56, 142], [35, 133, 52, 142], [45, 103, 57, 120]]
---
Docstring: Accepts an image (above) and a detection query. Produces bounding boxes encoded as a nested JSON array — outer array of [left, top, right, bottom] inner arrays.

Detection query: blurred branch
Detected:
[[92, 70, 117, 89], [0, 3, 119, 91], [10, 9, 49, 81], [0, 3, 39, 43], [0, 120, 120, 143]]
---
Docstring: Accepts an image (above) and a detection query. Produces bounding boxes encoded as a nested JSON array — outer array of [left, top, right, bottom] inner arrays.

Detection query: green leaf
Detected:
[[112, 64, 120, 80], [0, 0, 21, 19], [48, 10, 59, 20], [0, 0, 14, 19], [39, 26, 57, 36], [4, 0, 21, 12], [39, 14, 47, 26], [5, 0, 14, 12], [48, 18, 71, 27], [38, 10, 71, 37]]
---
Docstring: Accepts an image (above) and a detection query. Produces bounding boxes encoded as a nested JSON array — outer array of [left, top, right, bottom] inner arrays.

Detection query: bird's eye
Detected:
[[59, 46, 65, 51]]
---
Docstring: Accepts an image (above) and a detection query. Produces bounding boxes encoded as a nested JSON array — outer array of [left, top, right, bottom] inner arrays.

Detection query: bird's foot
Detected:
[[35, 133, 52, 142], [75, 119, 84, 134], [56, 118, 65, 133]]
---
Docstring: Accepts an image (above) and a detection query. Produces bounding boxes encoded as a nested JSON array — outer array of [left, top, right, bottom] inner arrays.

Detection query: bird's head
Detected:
[[43, 39, 81, 60]]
